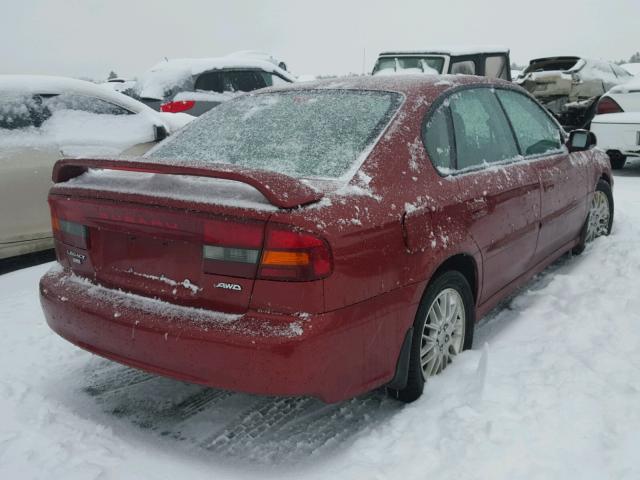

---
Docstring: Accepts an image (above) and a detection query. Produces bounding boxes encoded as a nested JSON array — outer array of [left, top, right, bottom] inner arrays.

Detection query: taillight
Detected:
[[160, 100, 195, 113], [201, 221, 332, 282], [596, 96, 623, 115], [202, 219, 264, 278], [258, 225, 332, 281], [51, 214, 88, 249]]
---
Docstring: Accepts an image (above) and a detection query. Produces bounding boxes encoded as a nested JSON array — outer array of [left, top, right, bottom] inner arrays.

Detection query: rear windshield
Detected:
[[524, 58, 580, 74], [372, 56, 444, 75], [148, 90, 402, 178]]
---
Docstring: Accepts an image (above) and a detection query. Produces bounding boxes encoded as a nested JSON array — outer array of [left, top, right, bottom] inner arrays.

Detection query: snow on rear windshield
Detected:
[[148, 90, 402, 178]]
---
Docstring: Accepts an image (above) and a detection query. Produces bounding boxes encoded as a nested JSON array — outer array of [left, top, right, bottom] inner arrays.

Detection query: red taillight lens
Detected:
[[258, 225, 332, 281], [596, 96, 623, 115], [160, 100, 195, 113]]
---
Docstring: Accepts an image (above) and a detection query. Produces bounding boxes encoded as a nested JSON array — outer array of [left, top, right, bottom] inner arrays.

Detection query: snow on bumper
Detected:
[[39, 266, 417, 402]]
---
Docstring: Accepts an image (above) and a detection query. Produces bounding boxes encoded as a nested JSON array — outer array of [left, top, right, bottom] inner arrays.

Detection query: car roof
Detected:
[[378, 45, 510, 56], [134, 56, 296, 100], [0, 74, 153, 114], [263, 74, 508, 97]]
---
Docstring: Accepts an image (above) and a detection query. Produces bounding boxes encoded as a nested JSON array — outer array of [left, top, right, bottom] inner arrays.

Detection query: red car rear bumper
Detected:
[[40, 267, 420, 402]]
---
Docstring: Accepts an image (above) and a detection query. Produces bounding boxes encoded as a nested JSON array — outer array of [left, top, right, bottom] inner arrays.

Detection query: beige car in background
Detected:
[[0, 75, 193, 260]]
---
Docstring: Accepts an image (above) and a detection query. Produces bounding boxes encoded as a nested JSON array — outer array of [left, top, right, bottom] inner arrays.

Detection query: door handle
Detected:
[[469, 197, 487, 211], [468, 198, 488, 218], [541, 178, 555, 191]]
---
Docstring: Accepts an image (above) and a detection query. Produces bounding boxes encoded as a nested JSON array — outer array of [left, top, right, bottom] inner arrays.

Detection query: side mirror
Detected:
[[568, 129, 597, 153], [154, 125, 168, 142]]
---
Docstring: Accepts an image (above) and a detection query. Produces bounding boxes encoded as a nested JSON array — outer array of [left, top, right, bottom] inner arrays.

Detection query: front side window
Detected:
[[449, 88, 519, 169], [259, 72, 290, 87], [44, 94, 131, 115], [149, 90, 402, 179], [423, 105, 452, 171], [485, 55, 509, 80], [496, 90, 562, 156]]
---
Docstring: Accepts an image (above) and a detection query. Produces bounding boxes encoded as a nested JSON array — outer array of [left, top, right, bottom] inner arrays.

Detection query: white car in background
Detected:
[[0, 75, 193, 259], [591, 78, 640, 169]]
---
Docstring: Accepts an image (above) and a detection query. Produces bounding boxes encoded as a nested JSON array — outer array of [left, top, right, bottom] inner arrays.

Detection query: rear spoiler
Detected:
[[52, 158, 324, 209]]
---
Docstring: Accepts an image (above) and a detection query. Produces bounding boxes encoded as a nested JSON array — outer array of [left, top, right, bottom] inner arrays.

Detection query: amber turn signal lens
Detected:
[[261, 250, 310, 266]]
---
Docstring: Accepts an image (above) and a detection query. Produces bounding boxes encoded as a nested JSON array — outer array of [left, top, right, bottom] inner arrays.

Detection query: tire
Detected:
[[608, 152, 626, 170], [573, 179, 614, 255], [390, 271, 475, 403]]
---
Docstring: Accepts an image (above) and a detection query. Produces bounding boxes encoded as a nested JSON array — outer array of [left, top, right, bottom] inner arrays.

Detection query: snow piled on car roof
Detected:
[[134, 55, 294, 100], [379, 45, 509, 56], [0, 74, 155, 116]]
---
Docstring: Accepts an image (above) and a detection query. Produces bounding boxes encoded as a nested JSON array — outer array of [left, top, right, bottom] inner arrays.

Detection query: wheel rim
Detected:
[[420, 288, 465, 379], [586, 191, 611, 243]]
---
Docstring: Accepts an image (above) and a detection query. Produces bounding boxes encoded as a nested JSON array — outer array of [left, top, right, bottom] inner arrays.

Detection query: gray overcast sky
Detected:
[[1, 0, 638, 80]]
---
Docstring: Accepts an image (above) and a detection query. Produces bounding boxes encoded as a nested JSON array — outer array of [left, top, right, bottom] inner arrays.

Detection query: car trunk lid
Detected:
[[49, 158, 325, 314]]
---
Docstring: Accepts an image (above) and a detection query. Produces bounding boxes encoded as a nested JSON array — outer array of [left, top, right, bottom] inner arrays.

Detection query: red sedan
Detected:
[[39, 76, 613, 403]]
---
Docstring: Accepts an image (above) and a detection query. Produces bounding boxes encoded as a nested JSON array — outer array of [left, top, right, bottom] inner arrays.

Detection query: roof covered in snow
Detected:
[[378, 45, 509, 56], [262, 73, 506, 96], [0, 74, 155, 115]]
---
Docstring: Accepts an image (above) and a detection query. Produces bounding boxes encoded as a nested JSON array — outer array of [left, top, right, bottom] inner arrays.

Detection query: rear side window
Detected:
[[485, 55, 509, 80], [423, 105, 452, 171], [449, 88, 519, 169], [44, 94, 131, 115], [0, 94, 49, 129], [149, 90, 402, 179], [496, 90, 562, 156], [450, 60, 476, 75]]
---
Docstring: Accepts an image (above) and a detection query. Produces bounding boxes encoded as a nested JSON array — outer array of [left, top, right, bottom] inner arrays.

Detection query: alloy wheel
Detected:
[[420, 288, 465, 379], [586, 190, 611, 243]]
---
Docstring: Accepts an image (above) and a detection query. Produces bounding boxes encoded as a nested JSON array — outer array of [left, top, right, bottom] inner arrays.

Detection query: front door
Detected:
[[494, 89, 588, 263]]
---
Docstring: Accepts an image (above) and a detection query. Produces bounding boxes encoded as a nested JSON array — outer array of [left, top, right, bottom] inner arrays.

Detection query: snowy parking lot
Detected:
[[1, 161, 639, 480]]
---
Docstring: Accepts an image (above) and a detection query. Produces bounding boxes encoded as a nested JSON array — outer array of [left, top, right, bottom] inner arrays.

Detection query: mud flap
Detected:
[[386, 327, 413, 390]]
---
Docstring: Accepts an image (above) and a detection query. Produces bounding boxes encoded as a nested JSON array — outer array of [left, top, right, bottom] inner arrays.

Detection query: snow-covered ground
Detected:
[[1, 161, 640, 480]]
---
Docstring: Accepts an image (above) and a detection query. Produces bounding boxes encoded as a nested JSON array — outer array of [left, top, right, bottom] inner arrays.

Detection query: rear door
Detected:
[[495, 89, 588, 262], [427, 88, 541, 303]]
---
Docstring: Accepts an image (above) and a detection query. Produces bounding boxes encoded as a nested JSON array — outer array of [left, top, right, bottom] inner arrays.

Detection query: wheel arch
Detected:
[[430, 253, 479, 303]]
